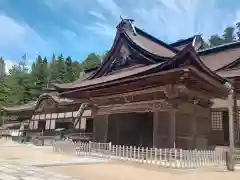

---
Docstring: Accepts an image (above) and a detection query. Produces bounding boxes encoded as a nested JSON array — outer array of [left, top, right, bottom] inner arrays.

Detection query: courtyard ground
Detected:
[[1, 138, 240, 180]]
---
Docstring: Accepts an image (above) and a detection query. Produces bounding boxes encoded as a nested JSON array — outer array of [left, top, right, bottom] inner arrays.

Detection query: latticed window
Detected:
[[238, 111, 240, 128], [211, 111, 223, 130]]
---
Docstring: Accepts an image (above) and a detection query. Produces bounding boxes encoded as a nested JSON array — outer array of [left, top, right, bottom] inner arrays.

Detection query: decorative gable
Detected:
[[103, 39, 154, 75], [35, 98, 56, 113]]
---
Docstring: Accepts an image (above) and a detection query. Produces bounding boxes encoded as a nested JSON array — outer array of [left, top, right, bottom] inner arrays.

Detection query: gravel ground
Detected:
[[1, 139, 240, 180]]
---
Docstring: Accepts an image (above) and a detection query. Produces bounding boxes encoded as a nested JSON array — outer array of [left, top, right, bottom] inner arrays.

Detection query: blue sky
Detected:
[[1, 0, 240, 72]]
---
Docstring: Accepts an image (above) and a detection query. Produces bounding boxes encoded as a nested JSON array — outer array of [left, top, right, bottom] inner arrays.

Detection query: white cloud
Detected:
[[131, 0, 235, 42], [89, 11, 106, 21], [233, 11, 240, 25], [85, 0, 235, 42], [43, 0, 70, 12], [87, 22, 116, 38], [96, 0, 122, 19], [0, 13, 50, 62], [4, 60, 16, 74]]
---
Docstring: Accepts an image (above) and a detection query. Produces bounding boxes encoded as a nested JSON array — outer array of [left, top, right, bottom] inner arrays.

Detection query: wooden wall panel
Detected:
[[93, 115, 108, 142]]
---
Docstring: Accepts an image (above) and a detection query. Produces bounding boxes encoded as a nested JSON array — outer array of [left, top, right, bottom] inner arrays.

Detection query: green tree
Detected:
[[0, 57, 5, 80], [208, 35, 225, 47], [0, 81, 9, 106], [30, 55, 46, 99], [236, 22, 240, 40], [200, 41, 210, 50], [64, 56, 75, 83], [42, 57, 49, 85], [4, 55, 32, 105], [222, 26, 236, 43], [72, 61, 82, 79], [56, 54, 66, 83], [81, 53, 101, 70], [49, 53, 58, 83]]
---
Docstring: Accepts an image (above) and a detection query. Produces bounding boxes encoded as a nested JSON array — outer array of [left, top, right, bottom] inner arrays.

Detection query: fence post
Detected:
[[146, 147, 148, 163], [154, 148, 157, 165], [109, 142, 112, 158], [141, 147, 144, 163], [137, 147, 140, 163], [133, 146, 136, 162], [123, 145, 125, 160], [112, 145, 115, 158], [126, 146, 129, 160], [130, 146, 132, 161], [116, 145, 119, 158], [179, 149, 183, 168], [150, 148, 153, 164]]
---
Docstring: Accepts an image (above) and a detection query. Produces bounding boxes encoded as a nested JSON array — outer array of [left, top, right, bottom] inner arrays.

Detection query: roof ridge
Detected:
[[134, 26, 179, 53], [198, 40, 240, 54], [117, 18, 178, 53], [170, 36, 196, 47]]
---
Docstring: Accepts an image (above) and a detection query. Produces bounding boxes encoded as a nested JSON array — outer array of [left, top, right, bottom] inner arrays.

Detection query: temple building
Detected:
[[2, 19, 240, 149]]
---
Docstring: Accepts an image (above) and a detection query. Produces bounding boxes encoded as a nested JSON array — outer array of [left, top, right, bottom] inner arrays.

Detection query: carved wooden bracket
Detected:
[[98, 100, 170, 115], [164, 85, 186, 108]]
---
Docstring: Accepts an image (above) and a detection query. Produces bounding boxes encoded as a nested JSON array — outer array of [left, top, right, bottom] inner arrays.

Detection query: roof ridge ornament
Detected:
[[192, 34, 203, 51], [120, 16, 137, 36]]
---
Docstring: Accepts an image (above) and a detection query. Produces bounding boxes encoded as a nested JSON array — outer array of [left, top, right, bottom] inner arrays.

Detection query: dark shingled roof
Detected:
[[2, 92, 76, 112], [52, 71, 95, 89], [198, 41, 240, 71], [2, 101, 36, 112], [125, 26, 178, 57], [217, 69, 240, 78], [170, 36, 195, 50], [59, 44, 228, 98]]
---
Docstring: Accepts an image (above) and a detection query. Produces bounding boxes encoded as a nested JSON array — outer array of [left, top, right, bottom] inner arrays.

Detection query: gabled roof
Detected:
[[60, 44, 228, 97], [124, 25, 178, 57], [52, 71, 95, 90], [216, 57, 240, 72], [217, 68, 240, 78], [87, 19, 179, 80], [198, 41, 240, 71], [2, 101, 36, 113], [2, 92, 76, 113], [57, 63, 162, 90], [170, 36, 195, 50], [52, 19, 232, 91]]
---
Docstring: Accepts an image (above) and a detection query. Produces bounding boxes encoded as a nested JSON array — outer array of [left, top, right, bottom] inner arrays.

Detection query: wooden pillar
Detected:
[[192, 113, 197, 149], [169, 108, 176, 148], [153, 111, 159, 148], [228, 90, 235, 150], [228, 89, 235, 171]]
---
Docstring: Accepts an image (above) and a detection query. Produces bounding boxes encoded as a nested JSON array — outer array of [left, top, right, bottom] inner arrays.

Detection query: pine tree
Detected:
[[49, 53, 58, 84], [82, 53, 101, 70], [222, 27, 236, 43], [56, 54, 66, 84], [64, 56, 75, 83], [208, 35, 225, 47]]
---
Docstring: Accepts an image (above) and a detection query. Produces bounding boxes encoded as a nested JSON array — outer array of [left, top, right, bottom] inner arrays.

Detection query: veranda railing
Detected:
[[53, 140, 227, 169]]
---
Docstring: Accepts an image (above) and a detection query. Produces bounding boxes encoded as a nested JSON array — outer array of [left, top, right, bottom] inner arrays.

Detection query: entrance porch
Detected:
[[93, 99, 211, 149]]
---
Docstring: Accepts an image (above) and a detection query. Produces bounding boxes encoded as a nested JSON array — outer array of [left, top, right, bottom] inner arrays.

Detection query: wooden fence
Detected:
[[53, 140, 227, 169]]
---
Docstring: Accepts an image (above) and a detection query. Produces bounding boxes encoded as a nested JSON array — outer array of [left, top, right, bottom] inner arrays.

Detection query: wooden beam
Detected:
[[98, 100, 171, 115], [92, 86, 167, 101], [183, 88, 216, 101]]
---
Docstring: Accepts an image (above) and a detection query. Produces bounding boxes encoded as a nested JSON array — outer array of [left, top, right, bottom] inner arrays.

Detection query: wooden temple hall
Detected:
[[2, 18, 240, 149]]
